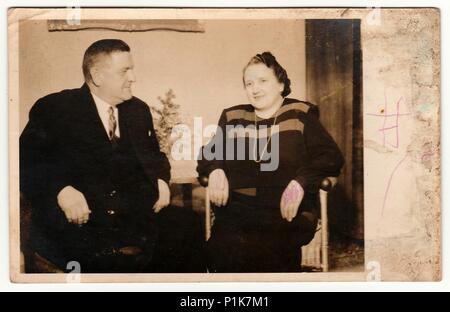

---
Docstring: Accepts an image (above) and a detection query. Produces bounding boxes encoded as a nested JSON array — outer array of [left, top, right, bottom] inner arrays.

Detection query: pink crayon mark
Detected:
[[421, 151, 437, 163], [366, 113, 411, 117], [367, 92, 411, 148], [282, 182, 302, 206], [382, 153, 409, 216], [421, 144, 438, 163]]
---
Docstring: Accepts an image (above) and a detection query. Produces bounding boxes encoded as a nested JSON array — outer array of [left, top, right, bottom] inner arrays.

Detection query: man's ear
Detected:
[[90, 66, 102, 87]]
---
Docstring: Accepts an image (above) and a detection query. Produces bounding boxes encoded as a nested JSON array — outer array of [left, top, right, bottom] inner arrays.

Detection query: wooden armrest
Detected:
[[320, 177, 338, 192], [198, 175, 209, 187], [201, 176, 337, 191]]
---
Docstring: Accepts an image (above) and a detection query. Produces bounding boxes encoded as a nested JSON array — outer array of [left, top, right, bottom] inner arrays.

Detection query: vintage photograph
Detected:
[[8, 7, 440, 282]]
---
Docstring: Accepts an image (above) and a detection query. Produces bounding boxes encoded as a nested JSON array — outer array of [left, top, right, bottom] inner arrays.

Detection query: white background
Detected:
[[1, 0, 448, 292]]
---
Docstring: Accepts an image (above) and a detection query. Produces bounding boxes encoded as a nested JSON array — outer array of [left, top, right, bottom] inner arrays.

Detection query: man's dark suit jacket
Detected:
[[20, 83, 171, 270]]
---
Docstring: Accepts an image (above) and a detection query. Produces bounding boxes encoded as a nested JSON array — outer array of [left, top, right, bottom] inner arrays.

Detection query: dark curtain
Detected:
[[305, 19, 363, 240]]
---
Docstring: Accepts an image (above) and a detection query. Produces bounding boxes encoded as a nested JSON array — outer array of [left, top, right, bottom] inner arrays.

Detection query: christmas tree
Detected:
[[150, 89, 182, 157]]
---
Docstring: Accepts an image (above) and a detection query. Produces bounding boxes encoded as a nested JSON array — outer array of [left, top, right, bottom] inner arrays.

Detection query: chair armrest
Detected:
[[318, 177, 337, 273], [198, 175, 209, 187], [320, 177, 338, 192], [201, 175, 337, 191]]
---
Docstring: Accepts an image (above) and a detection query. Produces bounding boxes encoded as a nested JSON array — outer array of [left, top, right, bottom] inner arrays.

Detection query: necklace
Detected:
[[253, 110, 279, 163]]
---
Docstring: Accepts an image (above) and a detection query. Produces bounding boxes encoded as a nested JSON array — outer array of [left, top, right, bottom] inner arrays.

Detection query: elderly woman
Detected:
[[197, 52, 344, 272]]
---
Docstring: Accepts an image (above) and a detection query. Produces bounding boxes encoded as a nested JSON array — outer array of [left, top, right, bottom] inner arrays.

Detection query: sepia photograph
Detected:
[[8, 7, 440, 283]]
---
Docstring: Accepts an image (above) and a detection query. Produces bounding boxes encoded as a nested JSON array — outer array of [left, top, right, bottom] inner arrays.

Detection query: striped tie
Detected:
[[108, 106, 117, 141]]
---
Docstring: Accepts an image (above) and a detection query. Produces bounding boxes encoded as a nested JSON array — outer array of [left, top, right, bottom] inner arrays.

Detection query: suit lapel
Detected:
[[75, 84, 112, 155], [118, 101, 148, 156], [118, 101, 159, 190], [117, 103, 128, 142]]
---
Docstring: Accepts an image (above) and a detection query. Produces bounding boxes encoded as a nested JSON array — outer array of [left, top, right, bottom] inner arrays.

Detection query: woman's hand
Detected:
[[153, 179, 171, 213], [209, 169, 229, 207], [280, 180, 304, 222]]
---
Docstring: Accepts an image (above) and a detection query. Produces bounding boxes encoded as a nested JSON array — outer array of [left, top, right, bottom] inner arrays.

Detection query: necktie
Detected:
[[108, 106, 117, 141]]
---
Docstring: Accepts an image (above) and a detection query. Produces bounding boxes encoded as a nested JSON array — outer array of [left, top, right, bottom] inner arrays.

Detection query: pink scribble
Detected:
[[282, 182, 301, 206], [421, 145, 438, 163], [382, 153, 409, 216], [366, 92, 411, 148]]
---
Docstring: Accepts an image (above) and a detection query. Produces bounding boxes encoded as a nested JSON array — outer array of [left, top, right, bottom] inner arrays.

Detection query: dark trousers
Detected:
[[144, 205, 207, 273], [207, 192, 318, 273], [25, 206, 206, 273]]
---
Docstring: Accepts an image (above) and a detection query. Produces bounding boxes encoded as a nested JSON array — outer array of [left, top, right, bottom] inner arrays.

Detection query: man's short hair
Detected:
[[82, 39, 130, 83]]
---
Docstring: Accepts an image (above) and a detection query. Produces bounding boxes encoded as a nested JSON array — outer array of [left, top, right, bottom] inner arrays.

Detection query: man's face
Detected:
[[94, 51, 136, 105]]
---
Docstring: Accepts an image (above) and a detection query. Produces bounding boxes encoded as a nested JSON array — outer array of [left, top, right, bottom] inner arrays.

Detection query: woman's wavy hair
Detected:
[[243, 52, 291, 97]]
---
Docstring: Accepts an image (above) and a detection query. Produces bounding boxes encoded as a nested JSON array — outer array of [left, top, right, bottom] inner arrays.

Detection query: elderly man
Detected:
[[20, 39, 203, 273]]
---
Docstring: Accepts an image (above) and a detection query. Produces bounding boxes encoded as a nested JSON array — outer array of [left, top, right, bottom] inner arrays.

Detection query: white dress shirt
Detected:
[[91, 92, 120, 138]]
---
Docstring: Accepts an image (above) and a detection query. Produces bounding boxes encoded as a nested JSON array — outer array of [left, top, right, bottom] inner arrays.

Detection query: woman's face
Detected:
[[243, 63, 284, 111]]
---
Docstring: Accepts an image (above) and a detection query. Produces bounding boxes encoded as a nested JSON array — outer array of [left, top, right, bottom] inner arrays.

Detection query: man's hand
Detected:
[[280, 180, 305, 222], [209, 169, 229, 207], [153, 179, 171, 213], [57, 186, 91, 225]]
